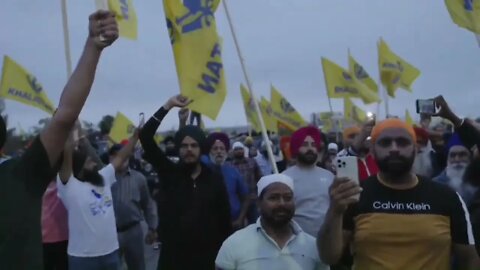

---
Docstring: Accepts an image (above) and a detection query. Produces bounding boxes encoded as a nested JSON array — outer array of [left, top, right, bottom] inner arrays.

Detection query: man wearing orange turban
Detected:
[[319, 118, 480, 270]]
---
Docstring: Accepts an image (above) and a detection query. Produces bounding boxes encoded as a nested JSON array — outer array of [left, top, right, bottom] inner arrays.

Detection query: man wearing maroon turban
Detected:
[[282, 126, 334, 245]]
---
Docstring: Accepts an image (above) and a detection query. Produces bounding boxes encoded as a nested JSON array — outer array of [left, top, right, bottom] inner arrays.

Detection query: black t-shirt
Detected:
[[344, 176, 475, 270], [0, 137, 59, 269]]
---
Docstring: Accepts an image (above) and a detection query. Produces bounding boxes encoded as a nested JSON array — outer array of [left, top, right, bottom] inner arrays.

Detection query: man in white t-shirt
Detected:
[[57, 131, 139, 270]]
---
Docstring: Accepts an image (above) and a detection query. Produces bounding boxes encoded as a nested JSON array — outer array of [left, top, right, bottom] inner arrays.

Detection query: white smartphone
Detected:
[[336, 156, 360, 199]]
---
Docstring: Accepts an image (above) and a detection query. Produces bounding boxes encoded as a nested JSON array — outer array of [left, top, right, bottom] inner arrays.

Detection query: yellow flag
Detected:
[[322, 57, 380, 104], [445, 0, 480, 34], [108, 0, 138, 40], [319, 112, 342, 133], [405, 109, 414, 126], [348, 54, 381, 104], [344, 98, 366, 124], [349, 54, 378, 94], [164, 0, 226, 120], [109, 112, 135, 143], [0, 56, 55, 114], [270, 86, 306, 131], [240, 84, 261, 132], [378, 38, 421, 98], [260, 97, 278, 133]]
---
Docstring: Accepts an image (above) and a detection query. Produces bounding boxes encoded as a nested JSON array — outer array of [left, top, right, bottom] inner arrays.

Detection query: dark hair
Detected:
[[72, 149, 88, 179], [108, 144, 123, 156], [0, 116, 6, 149]]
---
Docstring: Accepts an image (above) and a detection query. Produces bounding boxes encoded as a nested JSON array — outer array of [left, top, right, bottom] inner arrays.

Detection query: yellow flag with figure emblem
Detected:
[[445, 0, 480, 34], [0, 55, 55, 114], [260, 97, 278, 133], [109, 112, 135, 143], [344, 98, 366, 124], [378, 38, 420, 98], [349, 54, 378, 94], [108, 0, 138, 40], [240, 84, 261, 132], [164, 0, 226, 120], [322, 57, 380, 104], [270, 86, 306, 131]]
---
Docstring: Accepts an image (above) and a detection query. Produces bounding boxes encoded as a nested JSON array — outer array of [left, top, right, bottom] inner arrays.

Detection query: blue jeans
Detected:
[[69, 250, 120, 270]]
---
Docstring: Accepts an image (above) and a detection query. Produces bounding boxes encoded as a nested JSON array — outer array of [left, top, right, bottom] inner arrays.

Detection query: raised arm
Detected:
[[434, 95, 480, 151], [139, 95, 191, 172], [40, 11, 118, 168], [351, 119, 375, 155], [317, 177, 361, 265], [178, 108, 190, 130], [111, 131, 139, 172]]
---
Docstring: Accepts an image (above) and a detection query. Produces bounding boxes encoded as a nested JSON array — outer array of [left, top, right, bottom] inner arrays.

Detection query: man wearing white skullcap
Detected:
[[216, 174, 329, 270], [228, 141, 263, 224]]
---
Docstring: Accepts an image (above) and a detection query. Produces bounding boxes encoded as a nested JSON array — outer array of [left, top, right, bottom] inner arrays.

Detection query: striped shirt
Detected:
[[111, 169, 158, 230]]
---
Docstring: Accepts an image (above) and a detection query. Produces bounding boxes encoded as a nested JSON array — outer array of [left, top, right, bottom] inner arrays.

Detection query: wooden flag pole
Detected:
[[61, 0, 73, 78], [222, 0, 278, 174]]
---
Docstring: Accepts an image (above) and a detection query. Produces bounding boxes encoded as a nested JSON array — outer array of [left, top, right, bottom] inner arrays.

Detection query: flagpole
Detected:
[[61, 0, 73, 78], [222, 0, 278, 174], [382, 85, 390, 118], [321, 60, 340, 142]]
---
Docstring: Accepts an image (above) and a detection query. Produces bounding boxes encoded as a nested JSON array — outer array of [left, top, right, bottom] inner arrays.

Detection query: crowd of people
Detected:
[[2, 10, 480, 270]]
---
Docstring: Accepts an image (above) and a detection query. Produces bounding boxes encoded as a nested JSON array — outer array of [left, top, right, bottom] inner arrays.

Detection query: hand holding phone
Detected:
[[335, 156, 361, 200], [416, 99, 436, 115]]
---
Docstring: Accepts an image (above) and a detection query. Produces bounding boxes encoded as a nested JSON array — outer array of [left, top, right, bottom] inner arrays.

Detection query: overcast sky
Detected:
[[1, 0, 479, 133]]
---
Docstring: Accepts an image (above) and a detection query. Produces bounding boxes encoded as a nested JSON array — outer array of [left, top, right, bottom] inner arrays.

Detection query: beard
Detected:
[[80, 168, 104, 187], [233, 152, 244, 160], [178, 157, 199, 174], [376, 151, 415, 178], [210, 153, 226, 165], [297, 151, 318, 166], [446, 162, 468, 190], [261, 207, 294, 228]]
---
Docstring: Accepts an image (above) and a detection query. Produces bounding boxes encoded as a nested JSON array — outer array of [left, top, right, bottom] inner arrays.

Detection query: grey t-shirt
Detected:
[[283, 166, 334, 237]]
